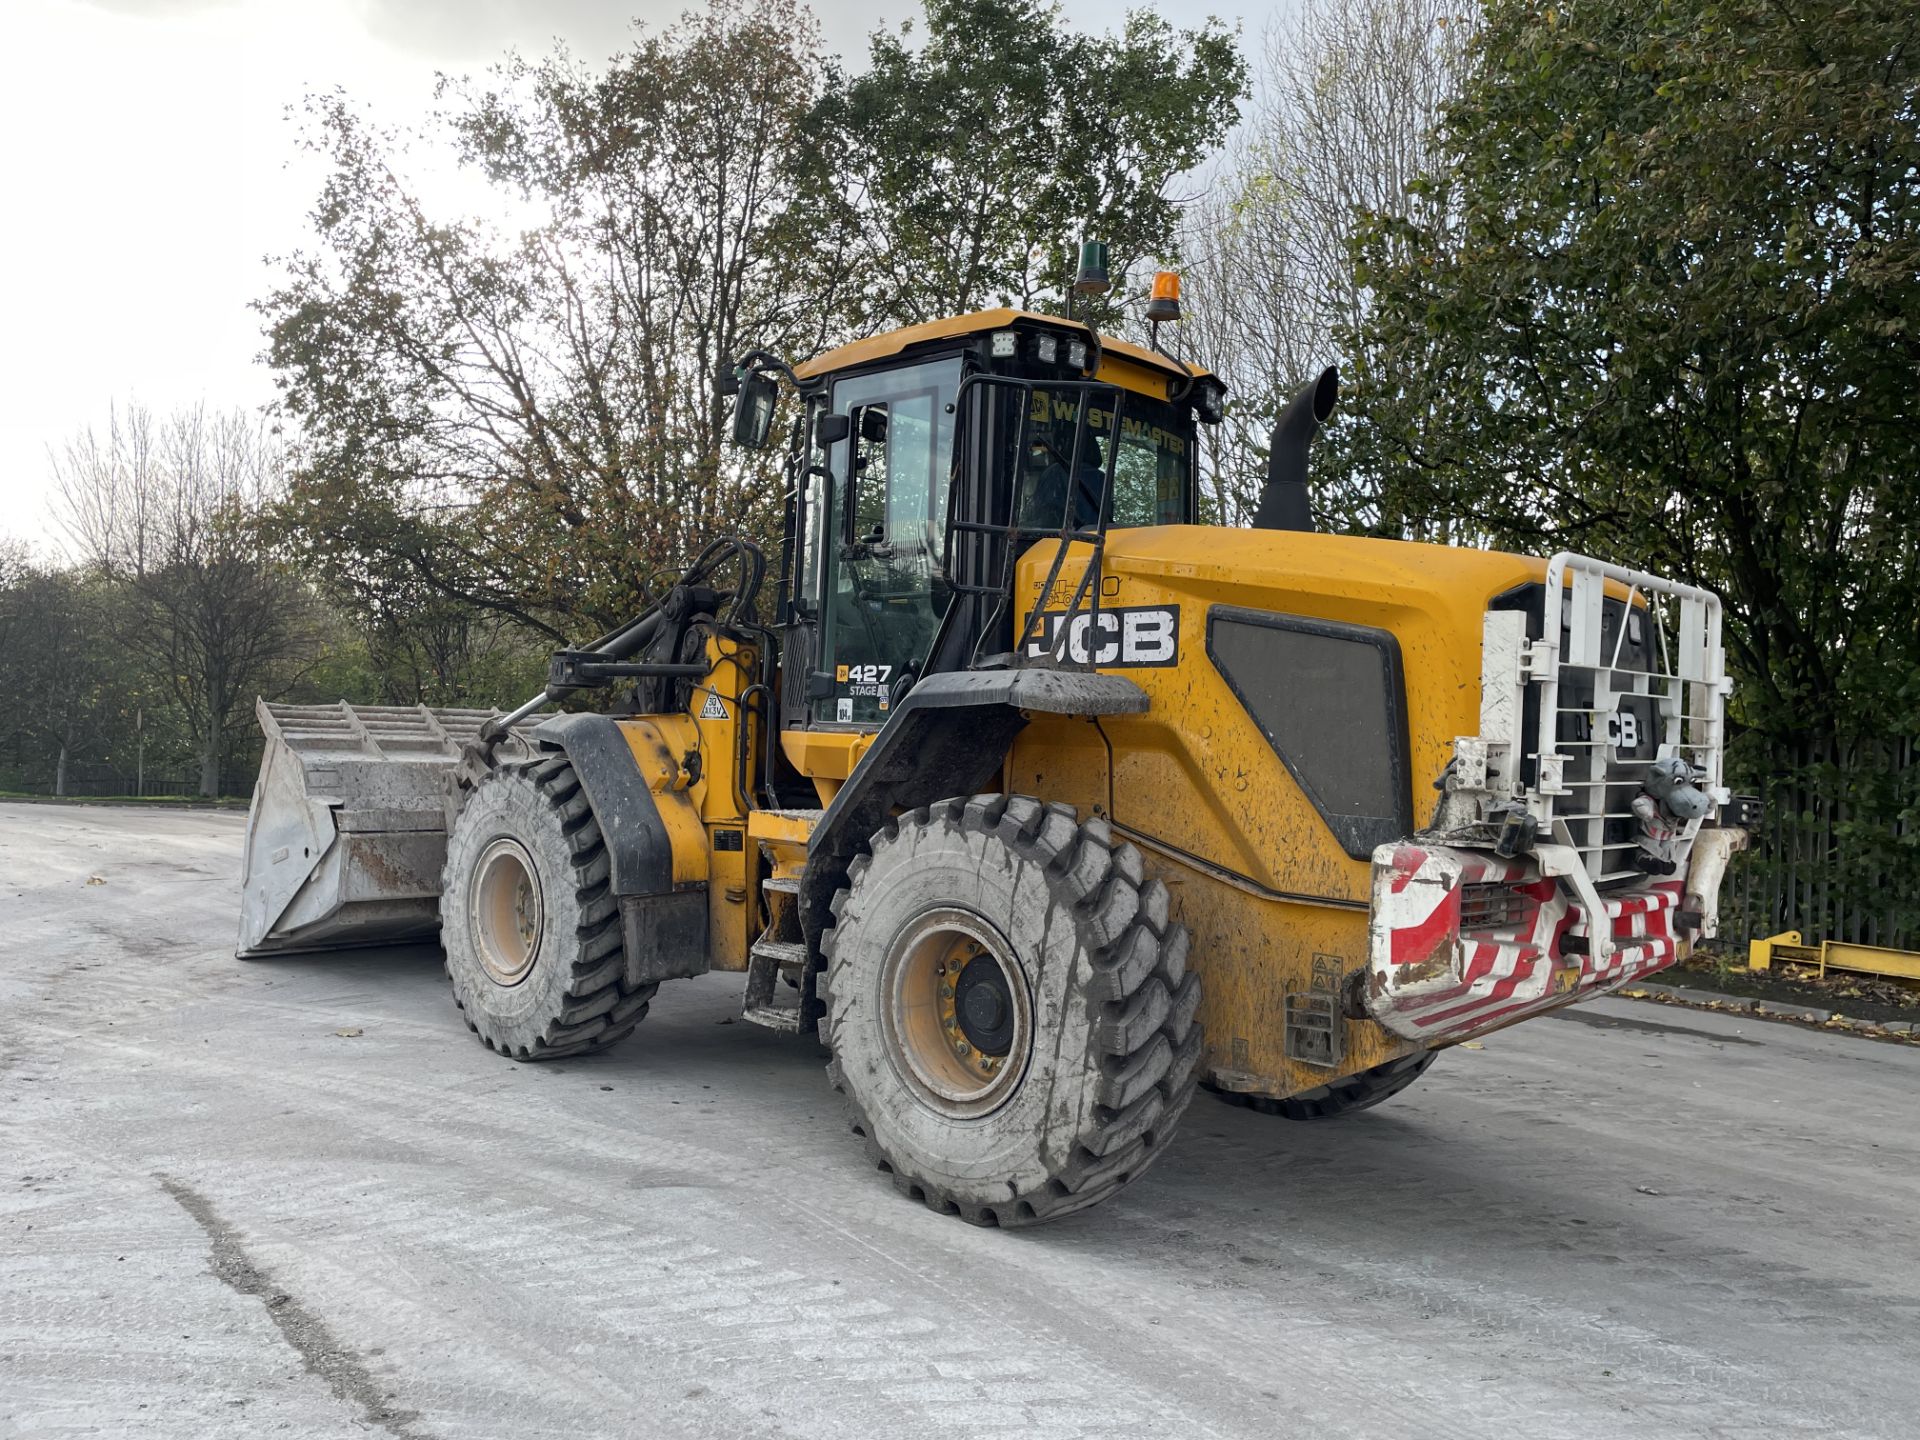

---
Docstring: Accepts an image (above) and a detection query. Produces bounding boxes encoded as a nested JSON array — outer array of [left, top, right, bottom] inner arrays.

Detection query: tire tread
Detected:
[[443, 759, 658, 1061], [822, 793, 1203, 1227]]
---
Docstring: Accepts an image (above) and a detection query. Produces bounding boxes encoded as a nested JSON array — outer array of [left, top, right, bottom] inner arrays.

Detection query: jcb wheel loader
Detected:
[[239, 307, 1755, 1226]]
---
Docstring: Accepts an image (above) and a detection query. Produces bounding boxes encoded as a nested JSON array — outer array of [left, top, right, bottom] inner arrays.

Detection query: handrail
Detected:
[[947, 372, 1129, 673]]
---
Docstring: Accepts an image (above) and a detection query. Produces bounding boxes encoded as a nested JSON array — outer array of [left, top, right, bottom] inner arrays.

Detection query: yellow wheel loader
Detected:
[[238, 307, 1756, 1226]]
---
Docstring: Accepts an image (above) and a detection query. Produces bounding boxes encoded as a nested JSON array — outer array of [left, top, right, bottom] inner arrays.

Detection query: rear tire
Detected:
[[440, 757, 656, 1060], [1211, 1050, 1437, 1121], [820, 795, 1202, 1227]]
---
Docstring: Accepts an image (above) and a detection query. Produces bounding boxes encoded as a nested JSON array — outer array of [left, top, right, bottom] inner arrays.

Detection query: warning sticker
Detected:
[[700, 691, 728, 720]]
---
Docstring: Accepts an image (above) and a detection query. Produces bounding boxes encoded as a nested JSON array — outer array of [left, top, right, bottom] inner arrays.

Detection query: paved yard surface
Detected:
[[2, 803, 1916, 1439]]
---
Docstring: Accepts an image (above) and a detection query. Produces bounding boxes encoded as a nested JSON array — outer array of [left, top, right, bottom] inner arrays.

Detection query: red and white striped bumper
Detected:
[[1363, 843, 1687, 1044]]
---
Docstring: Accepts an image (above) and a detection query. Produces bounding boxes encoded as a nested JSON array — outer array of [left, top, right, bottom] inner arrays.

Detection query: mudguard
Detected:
[[529, 712, 708, 983]]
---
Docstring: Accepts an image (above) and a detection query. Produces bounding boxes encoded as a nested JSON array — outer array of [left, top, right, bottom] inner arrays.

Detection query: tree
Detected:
[[1335, 0, 1920, 935], [53, 403, 320, 796], [805, 0, 1247, 333], [0, 563, 112, 796], [263, 0, 833, 638], [1181, 0, 1471, 523]]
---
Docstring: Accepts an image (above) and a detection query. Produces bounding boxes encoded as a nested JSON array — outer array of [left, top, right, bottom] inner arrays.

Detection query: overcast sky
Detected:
[[0, 0, 1269, 550]]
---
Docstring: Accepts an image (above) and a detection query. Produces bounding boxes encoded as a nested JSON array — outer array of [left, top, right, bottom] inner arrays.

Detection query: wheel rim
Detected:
[[880, 908, 1032, 1118], [470, 837, 543, 987]]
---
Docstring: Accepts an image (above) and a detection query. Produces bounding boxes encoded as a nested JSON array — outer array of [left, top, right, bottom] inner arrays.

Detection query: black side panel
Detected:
[[797, 668, 1148, 962], [1205, 606, 1412, 860], [530, 713, 677, 899]]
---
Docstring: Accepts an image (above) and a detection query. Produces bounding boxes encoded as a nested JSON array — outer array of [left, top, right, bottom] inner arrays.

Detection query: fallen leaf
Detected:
[[1636, 1184, 1662, 1196], [1460, 1040, 1485, 1050], [85, 875, 106, 886], [333, 1027, 363, 1038]]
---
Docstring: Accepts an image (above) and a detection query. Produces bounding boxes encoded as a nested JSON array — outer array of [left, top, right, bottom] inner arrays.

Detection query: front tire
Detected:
[[440, 756, 656, 1060], [820, 795, 1202, 1226]]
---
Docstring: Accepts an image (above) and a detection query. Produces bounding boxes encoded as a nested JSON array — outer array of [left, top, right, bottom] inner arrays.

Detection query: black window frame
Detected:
[[1204, 604, 1414, 859]]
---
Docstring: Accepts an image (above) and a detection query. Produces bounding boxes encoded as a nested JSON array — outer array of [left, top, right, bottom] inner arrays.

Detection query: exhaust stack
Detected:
[[1251, 365, 1338, 532]]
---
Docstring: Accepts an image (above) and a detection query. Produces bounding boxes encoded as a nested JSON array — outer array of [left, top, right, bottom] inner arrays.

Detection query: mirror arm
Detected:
[[732, 349, 801, 389]]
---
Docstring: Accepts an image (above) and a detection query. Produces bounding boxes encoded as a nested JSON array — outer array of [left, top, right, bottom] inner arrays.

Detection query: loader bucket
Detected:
[[236, 700, 501, 958]]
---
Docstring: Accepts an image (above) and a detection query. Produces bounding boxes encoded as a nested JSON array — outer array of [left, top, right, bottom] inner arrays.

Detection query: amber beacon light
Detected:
[[1146, 270, 1182, 323]]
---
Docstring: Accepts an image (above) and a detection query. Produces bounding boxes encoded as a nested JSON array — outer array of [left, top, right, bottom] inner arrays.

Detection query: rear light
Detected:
[[1459, 881, 1527, 930]]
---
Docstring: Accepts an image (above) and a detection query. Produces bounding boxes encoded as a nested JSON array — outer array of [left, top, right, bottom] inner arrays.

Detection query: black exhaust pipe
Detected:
[[1251, 365, 1338, 532]]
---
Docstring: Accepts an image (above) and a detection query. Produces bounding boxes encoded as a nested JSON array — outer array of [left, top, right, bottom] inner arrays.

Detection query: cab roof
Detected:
[[791, 307, 1215, 389]]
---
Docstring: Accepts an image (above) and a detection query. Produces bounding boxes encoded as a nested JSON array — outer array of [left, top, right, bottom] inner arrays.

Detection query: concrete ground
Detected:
[[2, 805, 1916, 1440]]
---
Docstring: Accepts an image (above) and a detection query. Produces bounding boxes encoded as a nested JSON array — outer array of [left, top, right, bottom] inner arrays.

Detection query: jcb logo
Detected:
[[1606, 709, 1641, 751], [1023, 605, 1180, 668]]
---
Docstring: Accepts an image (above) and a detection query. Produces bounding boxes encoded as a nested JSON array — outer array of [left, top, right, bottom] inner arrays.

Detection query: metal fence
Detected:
[[0, 753, 261, 802], [1723, 740, 1920, 951]]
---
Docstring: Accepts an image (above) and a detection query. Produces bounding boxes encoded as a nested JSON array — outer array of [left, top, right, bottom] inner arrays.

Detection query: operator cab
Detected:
[[765, 309, 1223, 731]]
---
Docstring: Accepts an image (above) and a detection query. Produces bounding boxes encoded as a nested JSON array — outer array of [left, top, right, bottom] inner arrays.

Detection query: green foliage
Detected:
[[0, 559, 269, 797], [806, 0, 1247, 330], [262, 0, 825, 636], [1333, 0, 1920, 939], [260, 0, 1247, 656]]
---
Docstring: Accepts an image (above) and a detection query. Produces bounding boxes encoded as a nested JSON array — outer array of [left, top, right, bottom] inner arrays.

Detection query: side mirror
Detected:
[[816, 412, 851, 447], [729, 370, 779, 450]]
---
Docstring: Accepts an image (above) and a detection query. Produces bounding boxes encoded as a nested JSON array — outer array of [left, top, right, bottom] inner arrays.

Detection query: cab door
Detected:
[[810, 358, 963, 726]]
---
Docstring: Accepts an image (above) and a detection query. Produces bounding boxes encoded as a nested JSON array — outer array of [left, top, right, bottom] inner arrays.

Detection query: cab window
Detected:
[[1019, 387, 1193, 531]]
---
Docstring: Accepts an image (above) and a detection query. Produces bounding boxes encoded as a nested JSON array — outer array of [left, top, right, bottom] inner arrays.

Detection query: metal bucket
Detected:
[[236, 700, 501, 958]]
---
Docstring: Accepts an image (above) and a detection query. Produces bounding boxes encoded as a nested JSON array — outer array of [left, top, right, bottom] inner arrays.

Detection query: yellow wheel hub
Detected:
[[881, 909, 1031, 1118], [470, 836, 543, 987]]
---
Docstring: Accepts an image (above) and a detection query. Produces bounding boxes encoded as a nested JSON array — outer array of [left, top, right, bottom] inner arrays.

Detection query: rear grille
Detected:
[[1488, 556, 1729, 890]]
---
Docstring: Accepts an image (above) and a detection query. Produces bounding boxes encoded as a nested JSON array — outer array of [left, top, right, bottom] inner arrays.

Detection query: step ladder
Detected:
[[739, 810, 822, 1032]]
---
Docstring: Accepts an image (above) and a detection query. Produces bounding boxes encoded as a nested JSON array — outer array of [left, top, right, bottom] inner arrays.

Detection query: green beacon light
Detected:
[[1073, 240, 1111, 295]]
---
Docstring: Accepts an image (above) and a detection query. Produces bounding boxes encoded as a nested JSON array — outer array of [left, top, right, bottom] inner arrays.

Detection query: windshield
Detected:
[[1019, 386, 1194, 531]]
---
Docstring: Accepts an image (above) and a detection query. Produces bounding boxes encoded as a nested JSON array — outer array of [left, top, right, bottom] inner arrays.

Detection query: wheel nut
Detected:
[[954, 1040, 970, 1056], [940, 984, 954, 999]]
